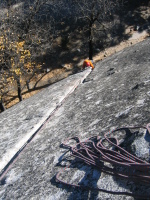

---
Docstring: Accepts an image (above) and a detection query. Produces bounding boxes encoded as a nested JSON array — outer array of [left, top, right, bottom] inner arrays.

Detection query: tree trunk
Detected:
[[89, 21, 93, 60], [0, 98, 5, 112], [34, 72, 47, 89], [26, 80, 30, 91], [17, 79, 23, 101]]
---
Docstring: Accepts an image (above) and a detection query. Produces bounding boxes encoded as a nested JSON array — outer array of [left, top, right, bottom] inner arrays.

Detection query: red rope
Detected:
[[56, 124, 150, 199]]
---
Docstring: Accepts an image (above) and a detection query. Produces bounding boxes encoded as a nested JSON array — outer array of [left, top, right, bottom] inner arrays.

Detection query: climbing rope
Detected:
[[56, 124, 150, 199]]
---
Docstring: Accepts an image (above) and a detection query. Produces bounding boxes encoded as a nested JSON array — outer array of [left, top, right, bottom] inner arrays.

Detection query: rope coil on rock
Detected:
[[56, 124, 150, 199]]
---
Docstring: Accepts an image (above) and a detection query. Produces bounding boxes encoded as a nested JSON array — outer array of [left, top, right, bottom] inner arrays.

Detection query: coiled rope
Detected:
[[56, 124, 150, 199]]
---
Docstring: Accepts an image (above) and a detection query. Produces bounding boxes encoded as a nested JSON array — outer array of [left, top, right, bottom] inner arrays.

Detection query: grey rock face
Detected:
[[0, 69, 92, 172], [0, 38, 150, 200]]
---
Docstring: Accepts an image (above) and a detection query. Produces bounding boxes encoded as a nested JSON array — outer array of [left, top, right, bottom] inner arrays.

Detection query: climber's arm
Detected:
[[83, 61, 86, 69], [90, 61, 94, 69]]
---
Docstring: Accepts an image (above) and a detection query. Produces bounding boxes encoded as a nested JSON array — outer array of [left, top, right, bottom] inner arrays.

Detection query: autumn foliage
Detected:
[[0, 0, 49, 111]]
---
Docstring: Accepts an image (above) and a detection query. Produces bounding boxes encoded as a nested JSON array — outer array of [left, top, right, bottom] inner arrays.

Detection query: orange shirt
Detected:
[[83, 60, 94, 70]]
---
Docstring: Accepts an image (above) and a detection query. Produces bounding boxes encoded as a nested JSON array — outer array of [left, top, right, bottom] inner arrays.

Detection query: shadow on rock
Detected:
[[51, 154, 101, 200], [112, 128, 150, 198]]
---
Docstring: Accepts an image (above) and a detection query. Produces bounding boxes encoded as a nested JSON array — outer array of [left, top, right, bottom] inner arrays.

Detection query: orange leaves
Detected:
[[18, 41, 25, 48], [0, 36, 5, 51], [4, 39, 33, 74], [0, 32, 43, 102], [14, 69, 21, 76]]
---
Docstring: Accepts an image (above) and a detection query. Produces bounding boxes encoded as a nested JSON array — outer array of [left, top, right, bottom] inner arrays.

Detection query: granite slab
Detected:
[[0, 38, 150, 200]]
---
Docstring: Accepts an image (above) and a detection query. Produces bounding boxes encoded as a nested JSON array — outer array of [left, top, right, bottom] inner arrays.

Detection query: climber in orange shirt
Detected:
[[82, 59, 94, 70]]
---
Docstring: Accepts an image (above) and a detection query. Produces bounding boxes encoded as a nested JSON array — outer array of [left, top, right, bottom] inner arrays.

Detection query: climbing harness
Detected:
[[56, 123, 150, 199]]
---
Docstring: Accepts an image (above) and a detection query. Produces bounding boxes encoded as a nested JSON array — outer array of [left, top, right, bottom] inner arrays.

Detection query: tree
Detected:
[[0, 69, 9, 111], [0, 0, 57, 111], [74, 0, 120, 60]]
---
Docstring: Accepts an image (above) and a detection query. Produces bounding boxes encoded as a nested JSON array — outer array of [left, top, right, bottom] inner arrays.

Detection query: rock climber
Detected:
[[82, 59, 94, 70]]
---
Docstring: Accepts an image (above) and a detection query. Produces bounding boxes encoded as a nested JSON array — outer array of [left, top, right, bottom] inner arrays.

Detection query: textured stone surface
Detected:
[[0, 68, 91, 172], [0, 38, 150, 200]]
